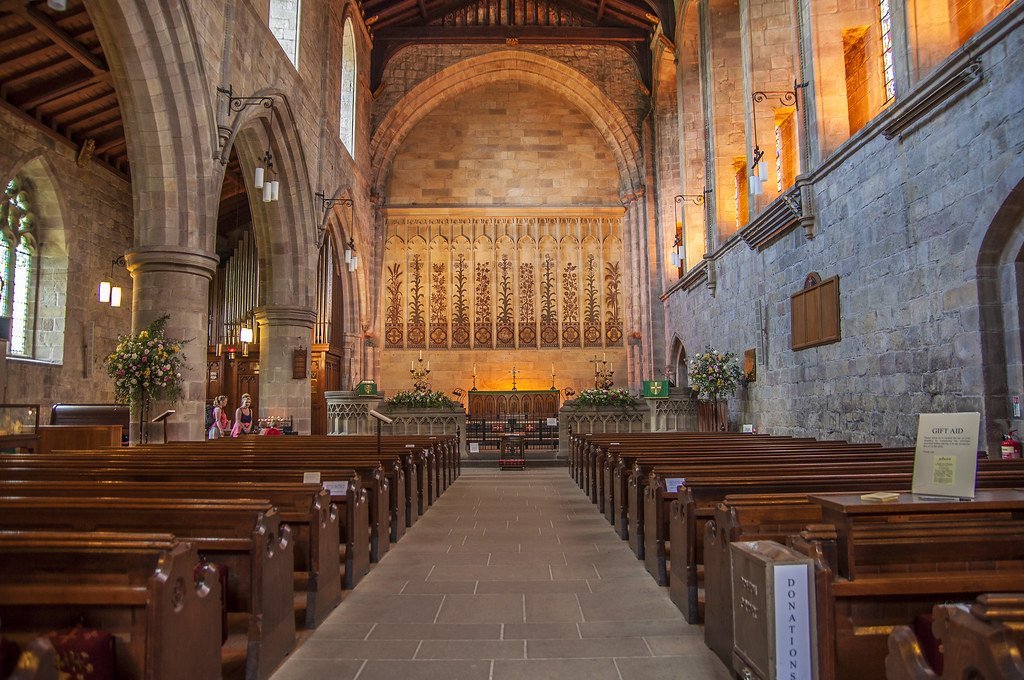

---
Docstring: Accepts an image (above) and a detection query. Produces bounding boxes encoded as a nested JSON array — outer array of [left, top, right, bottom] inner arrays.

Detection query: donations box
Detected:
[[731, 540, 817, 680]]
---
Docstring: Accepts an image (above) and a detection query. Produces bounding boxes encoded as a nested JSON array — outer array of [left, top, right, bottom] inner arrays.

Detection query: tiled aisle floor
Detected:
[[271, 468, 733, 680]]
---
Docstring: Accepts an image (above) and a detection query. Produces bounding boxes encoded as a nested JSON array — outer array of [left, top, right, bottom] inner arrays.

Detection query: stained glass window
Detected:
[[1, 179, 36, 356], [340, 18, 357, 155], [880, 0, 896, 102]]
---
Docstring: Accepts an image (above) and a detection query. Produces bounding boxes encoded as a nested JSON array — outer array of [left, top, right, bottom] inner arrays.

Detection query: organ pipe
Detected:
[[209, 231, 260, 347]]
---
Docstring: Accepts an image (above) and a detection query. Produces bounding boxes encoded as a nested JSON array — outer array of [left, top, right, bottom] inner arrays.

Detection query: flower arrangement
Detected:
[[572, 388, 639, 411], [104, 315, 187, 406], [688, 345, 744, 401], [384, 390, 459, 409]]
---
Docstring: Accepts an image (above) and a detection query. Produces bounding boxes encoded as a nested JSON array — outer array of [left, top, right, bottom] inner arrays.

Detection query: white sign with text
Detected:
[[912, 412, 980, 498], [773, 564, 813, 680]]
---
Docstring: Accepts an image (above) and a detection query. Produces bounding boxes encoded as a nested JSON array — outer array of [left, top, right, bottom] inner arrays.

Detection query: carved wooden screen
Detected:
[[383, 210, 624, 351]]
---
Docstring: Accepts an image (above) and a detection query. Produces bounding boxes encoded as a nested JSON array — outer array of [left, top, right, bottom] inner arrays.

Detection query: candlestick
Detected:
[[418, 350, 423, 360]]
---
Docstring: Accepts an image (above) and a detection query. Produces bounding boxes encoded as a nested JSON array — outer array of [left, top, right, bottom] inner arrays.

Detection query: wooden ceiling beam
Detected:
[[63, 103, 119, 132], [374, 24, 646, 41], [417, 0, 428, 19], [4, 53, 79, 89], [93, 134, 124, 155], [0, 96, 126, 179], [546, 0, 646, 27], [596, 0, 606, 21], [14, 4, 107, 75], [13, 71, 106, 109], [79, 114, 122, 139], [367, 0, 421, 23], [49, 92, 118, 126]]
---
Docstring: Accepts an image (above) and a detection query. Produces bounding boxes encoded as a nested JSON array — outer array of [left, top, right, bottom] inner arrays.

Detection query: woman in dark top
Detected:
[[232, 393, 253, 436]]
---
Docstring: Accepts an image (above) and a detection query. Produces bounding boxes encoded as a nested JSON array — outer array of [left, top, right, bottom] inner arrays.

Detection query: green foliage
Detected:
[[104, 315, 187, 405], [688, 345, 744, 401], [572, 388, 639, 411], [384, 390, 459, 409]]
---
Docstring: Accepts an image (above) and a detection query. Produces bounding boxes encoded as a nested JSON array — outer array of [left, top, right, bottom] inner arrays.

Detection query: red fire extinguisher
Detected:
[[1001, 430, 1022, 460]]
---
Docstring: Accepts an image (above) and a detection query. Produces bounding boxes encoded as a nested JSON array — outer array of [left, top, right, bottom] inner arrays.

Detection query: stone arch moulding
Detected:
[[87, 0, 219, 251], [230, 97, 318, 310], [975, 168, 1024, 456], [1, 150, 70, 257], [369, 51, 644, 201]]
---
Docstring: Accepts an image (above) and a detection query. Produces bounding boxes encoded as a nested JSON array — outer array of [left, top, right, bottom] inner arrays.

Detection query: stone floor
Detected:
[[270, 468, 733, 680]]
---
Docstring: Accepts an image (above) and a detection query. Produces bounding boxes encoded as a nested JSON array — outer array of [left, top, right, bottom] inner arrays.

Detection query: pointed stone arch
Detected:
[[1, 152, 70, 363], [369, 51, 644, 202], [976, 170, 1024, 455]]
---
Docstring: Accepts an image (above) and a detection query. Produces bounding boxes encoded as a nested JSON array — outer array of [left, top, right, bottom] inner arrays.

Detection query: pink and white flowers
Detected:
[[104, 315, 187, 405]]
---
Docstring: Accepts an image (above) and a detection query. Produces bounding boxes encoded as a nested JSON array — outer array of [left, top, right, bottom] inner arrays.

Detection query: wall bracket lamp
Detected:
[[98, 256, 127, 307], [314, 191, 358, 271]]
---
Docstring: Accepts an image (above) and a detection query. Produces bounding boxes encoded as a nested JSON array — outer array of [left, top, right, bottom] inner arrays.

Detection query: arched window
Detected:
[[270, 0, 302, 68], [1, 178, 37, 356], [339, 18, 357, 156]]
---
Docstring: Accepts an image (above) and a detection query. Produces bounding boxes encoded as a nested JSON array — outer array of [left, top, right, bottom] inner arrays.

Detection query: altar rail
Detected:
[[325, 391, 467, 457]]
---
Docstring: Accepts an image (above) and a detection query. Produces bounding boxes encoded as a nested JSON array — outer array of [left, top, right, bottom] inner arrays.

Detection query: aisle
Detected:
[[271, 469, 732, 680]]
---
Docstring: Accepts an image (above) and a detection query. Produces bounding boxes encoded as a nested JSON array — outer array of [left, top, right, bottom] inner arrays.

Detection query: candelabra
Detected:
[[409, 352, 431, 393], [591, 354, 615, 390]]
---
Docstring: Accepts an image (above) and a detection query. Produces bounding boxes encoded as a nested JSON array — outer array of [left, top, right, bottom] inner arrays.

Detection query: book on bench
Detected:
[[859, 491, 900, 503]]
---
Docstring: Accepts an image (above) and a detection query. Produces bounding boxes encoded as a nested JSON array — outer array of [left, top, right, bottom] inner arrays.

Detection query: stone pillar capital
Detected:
[[254, 305, 317, 329], [619, 186, 646, 206], [125, 246, 220, 280]]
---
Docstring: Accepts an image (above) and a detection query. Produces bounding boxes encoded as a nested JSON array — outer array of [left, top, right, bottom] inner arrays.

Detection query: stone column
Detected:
[[126, 245, 220, 443], [255, 305, 316, 434]]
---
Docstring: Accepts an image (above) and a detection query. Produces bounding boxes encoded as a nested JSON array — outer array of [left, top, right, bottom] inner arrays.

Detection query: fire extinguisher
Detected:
[[1001, 430, 1022, 460]]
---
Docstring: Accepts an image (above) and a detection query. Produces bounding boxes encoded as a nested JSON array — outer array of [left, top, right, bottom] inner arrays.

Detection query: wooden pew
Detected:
[[6, 450, 388, 558], [787, 490, 1024, 680], [886, 593, 1024, 680], [0, 531, 222, 680], [0, 498, 295, 680], [643, 454, 921, 582], [0, 479, 348, 627], [665, 466, 1024, 624], [5, 637, 57, 680], [0, 462, 372, 594], [48, 403, 130, 444]]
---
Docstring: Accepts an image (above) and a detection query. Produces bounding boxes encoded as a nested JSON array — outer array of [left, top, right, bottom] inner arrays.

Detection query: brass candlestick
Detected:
[[409, 354, 431, 393], [510, 365, 518, 391], [591, 354, 614, 390]]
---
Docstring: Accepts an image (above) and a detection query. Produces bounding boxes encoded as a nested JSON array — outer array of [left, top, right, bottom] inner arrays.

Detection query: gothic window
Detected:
[[1, 178, 37, 356], [879, 0, 896, 102], [269, 0, 302, 68], [339, 18, 357, 156]]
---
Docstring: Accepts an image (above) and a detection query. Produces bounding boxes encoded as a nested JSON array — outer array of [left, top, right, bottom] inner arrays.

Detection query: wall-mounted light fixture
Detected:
[[98, 256, 127, 307], [750, 84, 806, 196], [315, 191, 358, 271], [239, 325, 254, 357], [217, 85, 280, 201]]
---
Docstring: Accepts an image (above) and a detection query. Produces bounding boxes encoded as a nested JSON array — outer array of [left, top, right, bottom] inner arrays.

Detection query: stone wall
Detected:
[[662, 16, 1024, 452], [388, 81, 620, 206], [0, 105, 134, 416], [372, 44, 646, 142]]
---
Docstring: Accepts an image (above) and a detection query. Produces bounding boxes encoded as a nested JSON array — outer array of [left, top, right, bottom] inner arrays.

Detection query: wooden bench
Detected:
[[0, 459, 372, 593], [886, 592, 1024, 680], [0, 531, 222, 680], [0, 479, 352, 627], [3, 637, 57, 680], [0, 497, 295, 680], [32, 447, 394, 564], [48, 403, 130, 444], [665, 466, 1024, 624], [787, 490, 1024, 680]]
